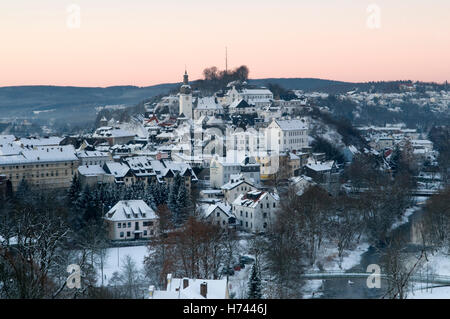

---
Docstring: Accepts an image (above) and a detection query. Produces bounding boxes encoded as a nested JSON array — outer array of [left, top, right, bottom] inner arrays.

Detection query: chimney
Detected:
[[183, 278, 189, 289], [148, 285, 154, 299], [200, 282, 207, 298]]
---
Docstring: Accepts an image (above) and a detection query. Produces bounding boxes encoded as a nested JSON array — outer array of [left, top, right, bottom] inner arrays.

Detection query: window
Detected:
[[245, 212, 248, 218], [267, 203, 269, 208], [273, 203, 276, 208], [144, 230, 147, 236], [120, 232, 124, 238], [127, 231, 130, 237], [128, 222, 131, 228], [217, 212, 220, 217], [118, 223, 121, 228], [122, 223, 126, 228]]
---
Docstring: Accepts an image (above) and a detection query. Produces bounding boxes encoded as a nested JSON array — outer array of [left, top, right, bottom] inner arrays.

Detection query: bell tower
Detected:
[[179, 69, 193, 119]]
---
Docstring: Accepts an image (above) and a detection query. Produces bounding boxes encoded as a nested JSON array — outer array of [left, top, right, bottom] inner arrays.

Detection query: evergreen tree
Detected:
[[68, 174, 82, 204], [176, 181, 192, 225], [15, 179, 30, 202], [247, 263, 262, 299]]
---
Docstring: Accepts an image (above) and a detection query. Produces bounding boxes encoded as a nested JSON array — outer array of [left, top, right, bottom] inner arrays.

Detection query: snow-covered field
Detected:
[[99, 245, 150, 284], [408, 287, 450, 299]]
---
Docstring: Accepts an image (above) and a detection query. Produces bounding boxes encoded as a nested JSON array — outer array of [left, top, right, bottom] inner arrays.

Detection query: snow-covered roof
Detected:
[[232, 191, 278, 208], [105, 200, 158, 221], [0, 145, 78, 165], [199, 202, 233, 219], [305, 160, 335, 172], [77, 165, 107, 176], [76, 150, 110, 158], [93, 127, 135, 138], [15, 136, 63, 147], [103, 162, 130, 178], [274, 119, 308, 131], [151, 276, 228, 299], [228, 99, 250, 109], [241, 88, 273, 96], [196, 97, 223, 110]]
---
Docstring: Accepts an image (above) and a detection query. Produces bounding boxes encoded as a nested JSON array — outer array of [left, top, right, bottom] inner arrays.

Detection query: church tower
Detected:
[[179, 70, 193, 119]]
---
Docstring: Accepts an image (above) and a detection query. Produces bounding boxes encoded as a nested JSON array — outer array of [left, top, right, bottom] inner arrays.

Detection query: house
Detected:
[[228, 99, 257, 114], [149, 274, 229, 299], [103, 162, 134, 185], [104, 200, 159, 241], [221, 175, 258, 204], [92, 126, 136, 146], [210, 155, 260, 189], [198, 202, 236, 229], [232, 190, 280, 233], [289, 175, 315, 196], [265, 118, 309, 152], [228, 86, 273, 108], [193, 97, 224, 120], [77, 164, 115, 187], [303, 160, 339, 184]]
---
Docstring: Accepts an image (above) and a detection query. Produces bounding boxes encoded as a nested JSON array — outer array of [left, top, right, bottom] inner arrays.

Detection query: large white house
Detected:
[[104, 200, 159, 241], [232, 190, 280, 233], [228, 86, 273, 108], [265, 118, 309, 152], [193, 97, 224, 120]]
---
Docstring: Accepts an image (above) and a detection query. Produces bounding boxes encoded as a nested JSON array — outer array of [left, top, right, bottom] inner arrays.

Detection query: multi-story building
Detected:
[[0, 145, 79, 191], [76, 150, 112, 166], [210, 155, 260, 189], [232, 190, 280, 233], [105, 200, 159, 241], [265, 118, 309, 153]]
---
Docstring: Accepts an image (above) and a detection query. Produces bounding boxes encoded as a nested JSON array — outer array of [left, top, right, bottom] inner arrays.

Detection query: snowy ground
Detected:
[[391, 206, 420, 230], [311, 241, 370, 272], [98, 245, 150, 285], [408, 287, 450, 299]]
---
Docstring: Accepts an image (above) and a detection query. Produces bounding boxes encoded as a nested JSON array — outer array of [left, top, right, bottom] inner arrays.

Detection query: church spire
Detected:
[[183, 68, 189, 85]]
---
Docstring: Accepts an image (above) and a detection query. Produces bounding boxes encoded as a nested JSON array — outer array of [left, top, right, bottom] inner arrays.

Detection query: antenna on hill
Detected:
[[225, 46, 228, 74]]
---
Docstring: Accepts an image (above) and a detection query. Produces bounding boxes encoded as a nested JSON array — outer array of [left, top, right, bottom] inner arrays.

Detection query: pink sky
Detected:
[[1, 0, 449, 87]]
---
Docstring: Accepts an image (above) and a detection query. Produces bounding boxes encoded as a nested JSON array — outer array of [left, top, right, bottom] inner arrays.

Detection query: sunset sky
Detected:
[[1, 0, 449, 87]]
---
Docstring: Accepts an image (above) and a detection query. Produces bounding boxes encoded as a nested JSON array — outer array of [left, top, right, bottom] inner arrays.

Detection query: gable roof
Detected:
[[105, 200, 158, 221]]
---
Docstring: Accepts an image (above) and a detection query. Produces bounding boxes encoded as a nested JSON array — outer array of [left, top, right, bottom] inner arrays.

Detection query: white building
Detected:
[[76, 150, 111, 166], [198, 202, 236, 229], [210, 155, 260, 189], [265, 118, 309, 152], [104, 200, 159, 241], [232, 190, 280, 233], [228, 87, 273, 108], [193, 96, 223, 120], [179, 70, 193, 119], [221, 176, 258, 204]]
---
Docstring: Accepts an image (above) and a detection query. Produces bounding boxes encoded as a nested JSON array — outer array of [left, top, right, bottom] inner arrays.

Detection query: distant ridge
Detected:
[[0, 78, 423, 122]]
